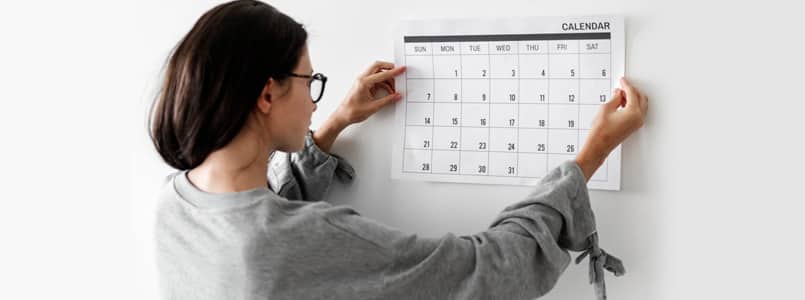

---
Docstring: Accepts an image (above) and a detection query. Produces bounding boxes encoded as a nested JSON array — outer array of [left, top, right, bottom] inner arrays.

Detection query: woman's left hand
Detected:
[[333, 61, 406, 126]]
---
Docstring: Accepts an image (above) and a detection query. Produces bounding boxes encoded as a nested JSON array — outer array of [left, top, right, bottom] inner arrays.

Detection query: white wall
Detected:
[[2, 0, 803, 299]]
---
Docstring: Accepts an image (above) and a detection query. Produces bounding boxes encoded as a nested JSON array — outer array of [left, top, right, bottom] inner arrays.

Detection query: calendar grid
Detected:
[[401, 33, 614, 180]]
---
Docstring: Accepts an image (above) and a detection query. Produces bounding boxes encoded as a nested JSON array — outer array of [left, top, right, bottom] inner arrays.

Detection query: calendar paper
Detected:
[[391, 16, 624, 190]]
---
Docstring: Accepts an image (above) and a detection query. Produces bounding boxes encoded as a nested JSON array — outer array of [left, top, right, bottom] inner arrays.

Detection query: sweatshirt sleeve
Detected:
[[267, 130, 355, 201], [320, 160, 624, 300]]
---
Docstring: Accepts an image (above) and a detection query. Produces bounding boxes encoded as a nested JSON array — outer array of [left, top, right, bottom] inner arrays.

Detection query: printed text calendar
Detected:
[[391, 16, 624, 190]]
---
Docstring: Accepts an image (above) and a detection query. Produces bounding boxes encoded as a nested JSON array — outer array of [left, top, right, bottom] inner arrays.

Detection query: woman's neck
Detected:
[[186, 126, 273, 193]]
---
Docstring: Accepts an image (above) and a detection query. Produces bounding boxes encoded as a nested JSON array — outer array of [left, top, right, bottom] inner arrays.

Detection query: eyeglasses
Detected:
[[287, 72, 327, 103]]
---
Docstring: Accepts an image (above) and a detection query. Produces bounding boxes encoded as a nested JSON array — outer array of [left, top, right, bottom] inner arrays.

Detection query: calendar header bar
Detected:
[[404, 32, 610, 43]]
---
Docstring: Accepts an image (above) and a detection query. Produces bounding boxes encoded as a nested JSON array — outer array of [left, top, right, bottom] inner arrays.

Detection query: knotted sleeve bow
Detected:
[[574, 233, 626, 300]]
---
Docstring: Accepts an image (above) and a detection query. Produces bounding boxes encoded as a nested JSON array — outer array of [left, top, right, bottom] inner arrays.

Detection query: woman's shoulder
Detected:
[[266, 196, 357, 223], [154, 171, 183, 210]]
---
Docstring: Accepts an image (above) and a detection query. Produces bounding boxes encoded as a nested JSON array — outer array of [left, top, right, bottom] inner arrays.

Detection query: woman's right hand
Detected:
[[575, 77, 648, 181], [333, 61, 406, 127], [314, 61, 405, 153]]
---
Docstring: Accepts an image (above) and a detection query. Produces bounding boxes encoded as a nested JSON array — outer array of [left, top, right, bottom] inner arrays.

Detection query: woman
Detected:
[[151, 1, 648, 299]]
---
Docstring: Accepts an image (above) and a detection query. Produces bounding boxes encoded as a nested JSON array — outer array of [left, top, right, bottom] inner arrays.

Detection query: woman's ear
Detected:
[[256, 78, 273, 114]]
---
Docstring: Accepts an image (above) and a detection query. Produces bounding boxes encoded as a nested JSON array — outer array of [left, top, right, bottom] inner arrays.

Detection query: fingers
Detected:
[[619, 77, 642, 111], [376, 81, 394, 95], [369, 91, 402, 112], [361, 61, 395, 77], [365, 65, 406, 84], [640, 93, 648, 114], [603, 88, 624, 112], [619, 77, 648, 128]]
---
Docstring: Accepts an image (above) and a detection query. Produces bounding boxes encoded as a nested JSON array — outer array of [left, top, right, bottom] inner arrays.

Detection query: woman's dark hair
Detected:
[[149, 0, 307, 170]]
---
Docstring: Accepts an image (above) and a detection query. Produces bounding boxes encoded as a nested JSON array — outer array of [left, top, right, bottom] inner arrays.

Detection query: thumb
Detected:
[[619, 77, 641, 111], [603, 88, 624, 112]]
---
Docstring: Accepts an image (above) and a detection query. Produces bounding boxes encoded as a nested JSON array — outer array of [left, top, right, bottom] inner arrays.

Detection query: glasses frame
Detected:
[[286, 72, 327, 103]]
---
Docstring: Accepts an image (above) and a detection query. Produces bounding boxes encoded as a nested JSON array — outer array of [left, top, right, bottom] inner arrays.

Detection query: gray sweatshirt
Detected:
[[155, 132, 624, 300]]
